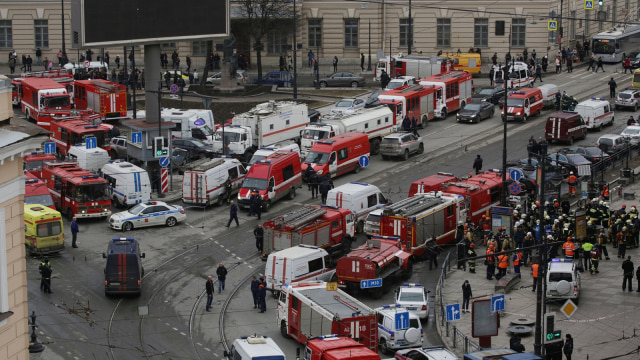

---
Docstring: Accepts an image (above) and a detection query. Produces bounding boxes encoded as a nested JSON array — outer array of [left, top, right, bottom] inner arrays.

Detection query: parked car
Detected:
[[108, 200, 186, 231], [365, 89, 384, 108], [472, 86, 506, 104], [621, 125, 640, 145], [615, 89, 640, 111], [548, 152, 592, 176], [596, 134, 630, 154], [315, 72, 366, 88], [161, 70, 189, 81], [252, 71, 294, 86], [565, 146, 612, 164], [631, 52, 640, 69], [385, 76, 416, 91], [172, 138, 215, 159], [330, 98, 366, 113], [109, 136, 127, 159], [380, 132, 424, 160], [206, 70, 248, 86], [456, 100, 495, 123]]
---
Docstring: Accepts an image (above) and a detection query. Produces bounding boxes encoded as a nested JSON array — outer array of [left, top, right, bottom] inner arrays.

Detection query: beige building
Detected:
[[0, 76, 48, 359], [0, 0, 637, 68]]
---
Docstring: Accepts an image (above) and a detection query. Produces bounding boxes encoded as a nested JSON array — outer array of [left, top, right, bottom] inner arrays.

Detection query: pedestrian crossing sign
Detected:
[[548, 20, 558, 31], [585, 0, 594, 10]]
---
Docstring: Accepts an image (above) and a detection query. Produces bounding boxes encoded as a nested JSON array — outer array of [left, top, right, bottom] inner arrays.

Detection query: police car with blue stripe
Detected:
[[375, 304, 424, 355], [108, 201, 186, 231]]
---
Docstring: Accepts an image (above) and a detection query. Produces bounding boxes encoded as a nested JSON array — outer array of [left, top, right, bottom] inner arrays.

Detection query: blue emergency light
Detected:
[[350, 181, 369, 186], [112, 237, 135, 241], [381, 304, 402, 309], [84, 125, 98, 129], [316, 334, 339, 340], [25, 179, 39, 184], [551, 258, 573, 263], [403, 283, 422, 287]]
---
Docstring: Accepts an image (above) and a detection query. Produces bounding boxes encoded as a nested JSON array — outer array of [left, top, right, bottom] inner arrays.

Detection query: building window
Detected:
[[267, 31, 288, 55], [192, 41, 211, 56], [570, 11, 576, 39], [0, 20, 12, 49], [308, 19, 322, 48], [161, 42, 176, 50], [585, 11, 590, 34], [399, 18, 413, 47], [344, 19, 358, 48], [474, 18, 488, 47], [511, 18, 526, 47], [436, 19, 451, 47], [34, 20, 48, 48]]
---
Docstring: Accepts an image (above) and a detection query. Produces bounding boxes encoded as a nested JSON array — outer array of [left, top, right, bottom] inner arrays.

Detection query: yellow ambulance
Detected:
[[446, 53, 482, 74], [24, 204, 65, 256]]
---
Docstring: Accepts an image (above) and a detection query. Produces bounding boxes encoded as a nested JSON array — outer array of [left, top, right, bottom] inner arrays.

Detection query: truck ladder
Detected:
[[93, 81, 121, 92], [383, 195, 431, 216], [398, 84, 424, 93], [395, 197, 444, 217], [272, 207, 327, 229], [190, 158, 226, 172]]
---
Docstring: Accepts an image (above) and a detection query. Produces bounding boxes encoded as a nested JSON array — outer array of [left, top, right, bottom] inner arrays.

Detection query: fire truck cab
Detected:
[[419, 71, 474, 119], [20, 78, 71, 121], [74, 79, 127, 120], [378, 84, 436, 126]]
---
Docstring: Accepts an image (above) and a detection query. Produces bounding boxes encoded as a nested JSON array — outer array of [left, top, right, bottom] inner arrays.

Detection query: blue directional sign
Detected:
[[170, 84, 179, 94], [491, 294, 505, 312], [509, 168, 523, 182], [44, 142, 56, 154], [585, 0, 594, 10], [159, 157, 169, 167], [360, 278, 383, 289], [85, 137, 97, 149], [131, 132, 142, 144], [548, 20, 558, 31], [446, 304, 461, 322], [395, 311, 410, 330], [359, 155, 370, 168]]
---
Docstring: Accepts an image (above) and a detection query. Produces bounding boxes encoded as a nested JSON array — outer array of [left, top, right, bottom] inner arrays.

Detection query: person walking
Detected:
[[361, 53, 365, 71], [531, 260, 539, 292], [309, 170, 319, 199], [608, 77, 617, 98], [71, 216, 79, 248], [411, 116, 419, 136], [226, 201, 239, 227], [258, 278, 267, 313], [332, 56, 338, 72], [555, 56, 561, 74], [193, 69, 199, 85], [566, 56, 573, 73], [590, 244, 601, 274], [40, 258, 53, 294], [622, 256, 634, 291], [563, 237, 575, 259], [624, 57, 631, 73], [596, 57, 605, 72], [582, 241, 594, 272], [216, 262, 228, 292], [319, 176, 331, 204], [254, 224, 264, 253], [307, 50, 315, 68], [563, 334, 573, 360], [205, 276, 214, 312], [567, 172, 577, 197], [533, 64, 543, 83], [587, 55, 595, 72], [461, 280, 472, 313], [251, 276, 260, 308], [473, 155, 483, 175], [486, 245, 496, 280]]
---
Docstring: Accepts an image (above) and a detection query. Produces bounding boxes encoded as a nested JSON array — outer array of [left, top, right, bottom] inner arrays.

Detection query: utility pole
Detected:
[[61, 0, 66, 59], [292, 0, 298, 101], [408, 0, 412, 55]]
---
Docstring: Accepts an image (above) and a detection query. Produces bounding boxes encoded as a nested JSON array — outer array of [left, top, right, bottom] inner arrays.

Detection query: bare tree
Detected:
[[236, 0, 291, 85]]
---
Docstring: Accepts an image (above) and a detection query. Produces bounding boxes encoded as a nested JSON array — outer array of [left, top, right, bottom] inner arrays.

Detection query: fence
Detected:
[[435, 252, 482, 354]]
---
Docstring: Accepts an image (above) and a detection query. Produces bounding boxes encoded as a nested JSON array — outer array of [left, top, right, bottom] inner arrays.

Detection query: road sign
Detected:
[[509, 182, 522, 195], [159, 157, 169, 167], [360, 278, 383, 289], [326, 282, 338, 291], [131, 132, 142, 144], [170, 84, 179, 94], [85, 137, 97, 149], [491, 294, 505, 312], [359, 155, 369, 168], [585, 0, 594, 10], [44, 142, 56, 154], [509, 168, 523, 182], [548, 20, 558, 31], [395, 312, 410, 330], [83, 60, 90, 68], [560, 299, 578, 318], [445, 304, 461, 322]]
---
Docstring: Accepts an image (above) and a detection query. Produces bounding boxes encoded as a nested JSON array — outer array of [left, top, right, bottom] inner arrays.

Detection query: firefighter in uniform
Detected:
[[467, 243, 477, 273], [590, 244, 601, 274], [567, 172, 578, 197], [563, 237, 575, 259], [497, 253, 509, 279], [486, 245, 496, 280], [597, 229, 610, 260]]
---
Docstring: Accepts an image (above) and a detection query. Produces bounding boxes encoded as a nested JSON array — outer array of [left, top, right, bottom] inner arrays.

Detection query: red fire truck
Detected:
[[439, 170, 504, 225], [419, 71, 474, 119], [41, 162, 111, 219], [74, 79, 128, 120], [262, 205, 356, 259], [11, 78, 21, 107], [36, 109, 108, 132], [378, 84, 436, 126], [48, 116, 111, 157], [375, 54, 454, 81], [378, 192, 466, 248], [305, 335, 380, 360], [277, 281, 378, 351], [408, 172, 458, 197], [23, 152, 57, 179], [24, 173, 55, 209], [335, 237, 413, 296], [19, 78, 72, 122]]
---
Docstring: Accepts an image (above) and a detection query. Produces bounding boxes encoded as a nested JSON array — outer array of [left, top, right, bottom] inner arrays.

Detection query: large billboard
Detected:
[[71, 0, 229, 47]]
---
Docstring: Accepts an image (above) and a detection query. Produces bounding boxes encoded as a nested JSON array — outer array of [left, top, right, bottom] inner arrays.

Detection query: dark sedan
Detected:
[[253, 71, 295, 86], [472, 86, 506, 104], [565, 146, 612, 164], [548, 153, 592, 177], [365, 89, 385, 108], [315, 72, 366, 88], [172, 138, 215, 160], [456, 101, 495, 123]]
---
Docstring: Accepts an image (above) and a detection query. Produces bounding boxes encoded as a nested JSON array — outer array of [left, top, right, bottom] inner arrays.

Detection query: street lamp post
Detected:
[[501, 55, 517, 206], [408, 0, 412, 55], [61, 0, 66, 60], [533, 140, 548, 357], [367, 20, 372, 71], [292, 0, 298, 101]]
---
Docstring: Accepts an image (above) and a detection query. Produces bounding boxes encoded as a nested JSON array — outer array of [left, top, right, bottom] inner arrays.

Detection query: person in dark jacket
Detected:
[[608, 77, 617, 98], [205, 276, 214, 312], [622, 256, 634, 291], [461, 280, 472, 312], [402, 115, 411, 132], [563, 334, 573, 360], [411, 117, 419, 136], [305, 164, 315, 190], [309, 171, 319, 199], [319, 177, 331, 204], [258, 278, 267, 313], [216, 263, 228, 292], [380, 70, 390, 89], [226, 201, 239, 227], [40, 258, 53, 294], [473, 155, 483, 174], [361, 53, 365, 71], [71, 216, 79, 248], [250, 276, 260, 308], [596, 57, 605, 72], [254, 224, 264, 252]]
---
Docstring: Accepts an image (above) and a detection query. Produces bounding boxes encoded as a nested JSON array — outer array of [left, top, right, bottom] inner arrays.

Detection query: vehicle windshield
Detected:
[[381, 137, 400, 145], [463, 103, 482, 111], [200, 125, 214, 136], [619, 93, 632, 99], [74, 183, 109, 202], [386, 103, 403, 118], [128, 203, 147, 215], [335, 100, 353, 108], [44, 95, 70, 108], [634, 73, 640, 84], [26, 160, 44, 170], [249, 154, 267, 165], [593, 39, 616, 54], [386, 81, 404, 90], [302, 129, 330, 140], [305, 151, 330, 164], [242, 178, 268, 190], [25, 194, 55, 207], [478, 88, 495, 95], [214, 131, 240, 143], [506, 98, 525, 107], [624, 128, 640, 135], [69, 132, 107, 147], [399, 291, 424, 302]]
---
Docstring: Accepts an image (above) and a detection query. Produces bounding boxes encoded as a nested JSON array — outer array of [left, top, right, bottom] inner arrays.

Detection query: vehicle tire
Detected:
[[568, 136, 574, 145], [522, 115, 528, 123], [262, 201, 271, 212], [350, 81, 359, 88], [280, 321, 290, 338], [581, 131, 587, 140], [217, 195, 225, 207], [25, 109, 31, 121], [403, 149, 410, 160], [441, 108, 448, 119], [610, 116, 615, 126], [320, 82, 328, 88], [379, 338, 392, 355], [287, 187, 296, 200], [370, 138, 381, 155], [123, 222, 134, 232], [421, 115, 428, 128], [598, 123, 603, 132], [381, 155, 389, 160], [418, 143, 424, 154], [166, 217, 177, 227], [635, 103, 638, 112], [354, 163, 361, 174]]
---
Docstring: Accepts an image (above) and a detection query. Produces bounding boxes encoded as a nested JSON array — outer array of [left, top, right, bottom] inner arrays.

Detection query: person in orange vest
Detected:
[[486, 245, 496, 280], [567, 172, 578, 197], [563, 237, 575, 259], [512, 249, 523, 274], [531, 260, 539, 292], [497, 253, 509, 279], [602, 185, 610, 201]]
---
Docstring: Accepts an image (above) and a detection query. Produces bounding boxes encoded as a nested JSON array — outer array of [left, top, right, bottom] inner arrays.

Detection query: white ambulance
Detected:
[[326, 181, 389, 233], [182, 157, 246, 206], [265, 245, 335, 293], [224, 336, 285, 360], [68, 145, 110, 172], [101, 160, 151, 208], [574, 97, 615, 131]]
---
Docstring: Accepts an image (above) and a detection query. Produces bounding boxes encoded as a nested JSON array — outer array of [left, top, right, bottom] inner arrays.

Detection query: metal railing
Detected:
[[436, 252, 482, 354]]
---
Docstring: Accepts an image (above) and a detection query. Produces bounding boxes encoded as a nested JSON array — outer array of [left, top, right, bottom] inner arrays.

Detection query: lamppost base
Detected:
[[29, 342, 45, 353]]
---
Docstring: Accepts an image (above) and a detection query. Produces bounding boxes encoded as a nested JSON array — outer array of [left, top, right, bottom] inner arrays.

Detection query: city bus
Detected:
[[592, 25, 640, 63]]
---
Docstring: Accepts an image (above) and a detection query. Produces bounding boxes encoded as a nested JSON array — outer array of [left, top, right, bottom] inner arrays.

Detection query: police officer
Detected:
[[582, 241, 594, 272], [258, 278, 267, 313], [40, 258, 52, 294], [39, 257, 50, 292], [309, 170, 319, 199], [250, 276, 260, 308], [249, 189, 258, 217], [224, 178, 232, 205], [513, 249, 523, 275], [254, 224, 264, 252], [319, 176, 331, 204], [305, 164, 315, 190], [467, 243, 477, 273]]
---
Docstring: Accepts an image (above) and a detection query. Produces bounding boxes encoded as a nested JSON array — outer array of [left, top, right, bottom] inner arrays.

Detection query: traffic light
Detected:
[[153, 137, 168, 158], [544, 313, 562, 343], [598, 0, 603, 5]]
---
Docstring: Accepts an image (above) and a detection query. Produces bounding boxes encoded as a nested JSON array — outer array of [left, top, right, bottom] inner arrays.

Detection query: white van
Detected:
[[68, 146, 110, 172], [492, 62, 533, 89], [162, 108, 216, 144], [101, 160, 151, 208], [247, 142, 301, 170], [537, 84, 559, 109], [224, 336, 285, 360], [182, 157, 246, 206], [326, 182, 388, 233], [63, 61, 109, 75], [265, 245, 335, 293], [574, 97, 615, 131]]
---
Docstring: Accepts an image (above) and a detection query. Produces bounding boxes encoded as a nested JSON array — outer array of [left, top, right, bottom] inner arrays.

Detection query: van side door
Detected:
[[329, 151, 338, 175]]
